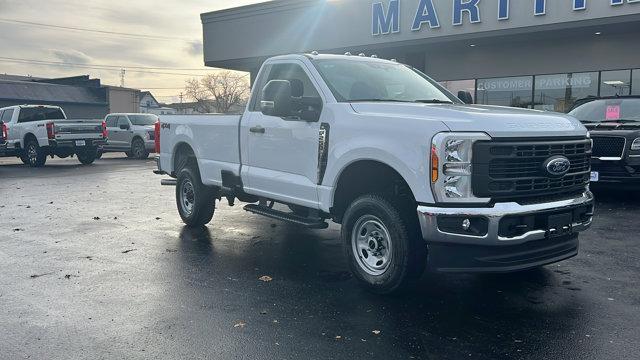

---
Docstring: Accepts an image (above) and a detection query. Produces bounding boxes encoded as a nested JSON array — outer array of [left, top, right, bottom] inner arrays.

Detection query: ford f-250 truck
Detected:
[[155, 54, 594, 293], [0, 105, 107, 167]]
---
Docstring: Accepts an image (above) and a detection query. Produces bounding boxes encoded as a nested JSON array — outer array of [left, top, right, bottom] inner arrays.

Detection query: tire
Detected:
[[25, 139, 47, 167], [131, 138, 149, 159], [342, 194, 426, 294], [176, 166, 217, 227], [77, 148, 97, 165], [19, 152, 30, 165], [95, 150, 103, 159], [125, 151, 134, 158]]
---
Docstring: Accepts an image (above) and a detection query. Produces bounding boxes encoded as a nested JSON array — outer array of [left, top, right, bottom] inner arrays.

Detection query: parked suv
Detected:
[[569, 96, 640, 187], [102, 113, 158, 159]]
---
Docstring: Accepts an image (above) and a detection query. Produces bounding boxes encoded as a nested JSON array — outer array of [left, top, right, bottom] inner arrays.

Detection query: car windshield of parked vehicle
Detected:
[[569, 98, 640, 123], [18, 107, 65, 122], [312, 59, 457, 104], [128, 114, 158, 126]]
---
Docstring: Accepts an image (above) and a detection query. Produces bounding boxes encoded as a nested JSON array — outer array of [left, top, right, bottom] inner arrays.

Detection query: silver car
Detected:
[[102, 113, 157, 159]]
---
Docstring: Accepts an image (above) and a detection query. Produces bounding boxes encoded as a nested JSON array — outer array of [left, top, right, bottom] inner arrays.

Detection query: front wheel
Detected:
[[176, 166, 217, 227], [342, 195, 426, 294], [25, 140, 47, 167]]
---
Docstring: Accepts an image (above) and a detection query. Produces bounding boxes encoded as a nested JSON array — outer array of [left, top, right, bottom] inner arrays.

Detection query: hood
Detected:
[[350, 103, 587, 138]]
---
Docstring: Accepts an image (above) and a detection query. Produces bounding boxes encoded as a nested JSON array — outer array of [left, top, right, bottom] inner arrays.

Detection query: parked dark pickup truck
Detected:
[[569, 96, 640, 186]]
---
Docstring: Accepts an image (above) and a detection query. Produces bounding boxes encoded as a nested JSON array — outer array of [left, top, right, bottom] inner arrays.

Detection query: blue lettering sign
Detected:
[[372, 0, 400, 35], [498, 0, 510, 20], [453, 0, 481, 26], [534, 0, 546, 16], [573, 0, 586, 10], [412, 0, 440, 30]]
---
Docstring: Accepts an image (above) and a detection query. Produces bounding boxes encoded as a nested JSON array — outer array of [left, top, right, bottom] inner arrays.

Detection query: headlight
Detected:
[[631, 138, 640, 151], [431, 132, 491, 204]]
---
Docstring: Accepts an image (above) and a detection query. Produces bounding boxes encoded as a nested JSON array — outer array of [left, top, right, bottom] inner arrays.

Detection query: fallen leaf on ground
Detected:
[[93, 217, 100, 220], [259, 275, 273, 282], [233, 321, 246, 329], [372, 330, 381, 335], [122, 249, 136, 254], [335, 335, 342, 340], [29, 273, 53, 279]]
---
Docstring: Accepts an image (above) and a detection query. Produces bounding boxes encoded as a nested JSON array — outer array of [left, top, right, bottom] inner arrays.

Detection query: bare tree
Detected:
[[184, 71, 250, 113]]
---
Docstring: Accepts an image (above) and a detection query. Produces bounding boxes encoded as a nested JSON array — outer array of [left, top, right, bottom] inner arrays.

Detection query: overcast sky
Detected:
[[0, 0, 265, 102]]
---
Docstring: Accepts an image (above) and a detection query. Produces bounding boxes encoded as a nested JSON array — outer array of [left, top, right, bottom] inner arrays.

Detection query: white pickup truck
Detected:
[[155, 54, 594, 293], [0, 105, 107, 167]]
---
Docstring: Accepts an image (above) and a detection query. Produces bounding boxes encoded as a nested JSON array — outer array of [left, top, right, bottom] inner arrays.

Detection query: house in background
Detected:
[[139, 91, 176, 115], [0, 74, 140, 118]]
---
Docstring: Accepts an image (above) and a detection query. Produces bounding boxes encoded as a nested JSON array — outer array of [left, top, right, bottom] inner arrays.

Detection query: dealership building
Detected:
[[201, 0, 640, 112]]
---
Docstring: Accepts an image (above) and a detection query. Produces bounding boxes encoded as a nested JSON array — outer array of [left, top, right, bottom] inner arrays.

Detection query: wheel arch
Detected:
[[172, 141, 198, 175], [330, 159, 417, 223]]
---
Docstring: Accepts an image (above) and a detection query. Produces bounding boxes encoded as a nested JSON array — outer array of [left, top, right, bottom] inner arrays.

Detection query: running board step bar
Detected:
[[243, 204, 328, 229]]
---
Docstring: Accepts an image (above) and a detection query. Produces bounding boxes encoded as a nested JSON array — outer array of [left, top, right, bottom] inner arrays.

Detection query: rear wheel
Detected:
[[77, 148, 97, 165], [131, 138, 149, 159], [342, 194, 426, 294], [176, 166, 217, 227], [25, 140, 47, 167]]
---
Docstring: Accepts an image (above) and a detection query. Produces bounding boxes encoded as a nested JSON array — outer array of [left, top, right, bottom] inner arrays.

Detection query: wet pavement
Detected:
[[1, 154, 639, 360]]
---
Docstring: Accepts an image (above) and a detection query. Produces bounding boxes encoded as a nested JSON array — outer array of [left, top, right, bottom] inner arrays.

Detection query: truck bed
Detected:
[[158, 114, 242, 187]]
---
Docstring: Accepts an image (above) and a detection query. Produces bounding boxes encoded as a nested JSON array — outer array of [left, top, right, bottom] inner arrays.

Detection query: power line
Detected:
[[0, 58, 210, 77], [0, 18, 193, 42], [0, 56, 212, 71]]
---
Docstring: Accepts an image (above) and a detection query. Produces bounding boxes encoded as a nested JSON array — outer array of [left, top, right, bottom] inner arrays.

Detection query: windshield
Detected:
[[312, 59, 457, 104], [128, 114, 158, 126], [569, 98, 640, 123]]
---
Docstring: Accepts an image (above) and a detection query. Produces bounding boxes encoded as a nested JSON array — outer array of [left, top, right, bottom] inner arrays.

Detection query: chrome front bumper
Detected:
[[417, 191, 594, 246]]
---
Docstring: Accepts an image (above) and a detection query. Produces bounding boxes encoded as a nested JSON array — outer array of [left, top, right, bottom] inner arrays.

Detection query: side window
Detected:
[[1, 109, 14, 122], [251, 63, 320, 112], [250, 64, 272, 111], [117, 116, 129, 127], [105, 116, 117, 127]]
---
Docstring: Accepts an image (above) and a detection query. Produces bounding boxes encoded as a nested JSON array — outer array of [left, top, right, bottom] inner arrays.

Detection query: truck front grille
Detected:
[[591, 136, 625, 159], [472, 138, 591, 201]]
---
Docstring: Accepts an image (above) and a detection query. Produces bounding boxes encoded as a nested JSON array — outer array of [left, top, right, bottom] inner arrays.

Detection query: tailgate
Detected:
[[55, 121, 104, 140]]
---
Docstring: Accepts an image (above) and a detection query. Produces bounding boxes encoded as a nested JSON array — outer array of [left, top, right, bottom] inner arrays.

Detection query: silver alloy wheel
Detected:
[[133, 140, 144, 158], [27, 143, 38, 164], [180, 179, 195, 216], [351, 215, 393, 276]]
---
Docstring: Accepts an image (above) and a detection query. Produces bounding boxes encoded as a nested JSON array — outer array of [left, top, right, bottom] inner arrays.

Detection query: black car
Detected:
[[569, 96, 640, 186]]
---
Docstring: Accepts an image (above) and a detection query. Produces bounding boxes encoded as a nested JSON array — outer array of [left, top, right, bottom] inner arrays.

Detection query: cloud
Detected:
[[186, 40, 203, 57], [49, 49, 92, 64]]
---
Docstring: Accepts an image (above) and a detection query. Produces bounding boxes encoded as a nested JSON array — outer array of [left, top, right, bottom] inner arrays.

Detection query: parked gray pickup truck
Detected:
[[102, 113, 158, 159]]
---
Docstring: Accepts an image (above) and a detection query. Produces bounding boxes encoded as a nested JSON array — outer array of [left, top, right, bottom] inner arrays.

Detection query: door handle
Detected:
[[250, 126, 265, 134]]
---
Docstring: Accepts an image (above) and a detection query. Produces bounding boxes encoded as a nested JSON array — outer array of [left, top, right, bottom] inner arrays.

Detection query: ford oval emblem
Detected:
[[544, 156, 571, 177]]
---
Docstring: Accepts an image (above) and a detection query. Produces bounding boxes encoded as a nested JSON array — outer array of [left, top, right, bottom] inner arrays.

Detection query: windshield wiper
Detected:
[[349, 99, 408, 103], [413, 99, 454, 104]]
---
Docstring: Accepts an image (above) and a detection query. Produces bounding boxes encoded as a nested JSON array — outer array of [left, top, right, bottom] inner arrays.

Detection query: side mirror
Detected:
[[261, 80, 292, 118], [119, 124, 130, 130], [457, 91, 474, 104]]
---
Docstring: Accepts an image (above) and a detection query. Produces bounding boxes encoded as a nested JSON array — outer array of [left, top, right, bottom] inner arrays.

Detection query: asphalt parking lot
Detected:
[[1, 155, 639, 360]]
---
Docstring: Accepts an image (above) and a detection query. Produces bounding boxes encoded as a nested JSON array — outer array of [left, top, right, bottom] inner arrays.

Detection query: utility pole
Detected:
[[120, 68, 126, 87], [179, 92, 184, 104]]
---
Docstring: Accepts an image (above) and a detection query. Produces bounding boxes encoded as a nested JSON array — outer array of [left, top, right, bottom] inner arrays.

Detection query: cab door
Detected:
[[109, 116, 132, 149], [241, 61, 325, 209]]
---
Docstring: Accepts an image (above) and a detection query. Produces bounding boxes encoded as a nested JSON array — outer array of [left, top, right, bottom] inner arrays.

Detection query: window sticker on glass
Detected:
[[606, 105, 621, 121]]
